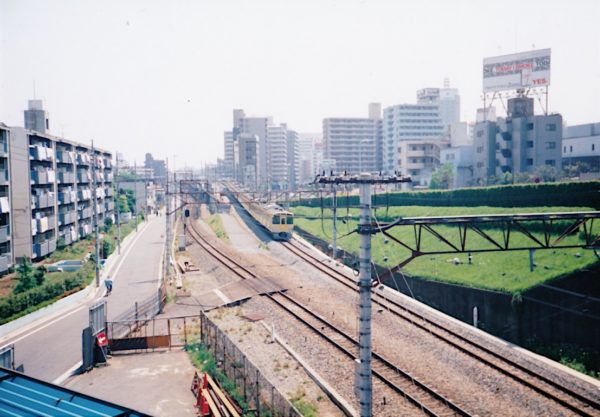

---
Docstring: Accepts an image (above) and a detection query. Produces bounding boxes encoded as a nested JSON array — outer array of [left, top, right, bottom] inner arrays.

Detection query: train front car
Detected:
[[266, 205, 294, 240]]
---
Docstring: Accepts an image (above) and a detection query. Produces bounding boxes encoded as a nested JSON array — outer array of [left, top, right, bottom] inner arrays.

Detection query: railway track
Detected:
[[185, 219, 473, 417], [282, 239, 600, 417]]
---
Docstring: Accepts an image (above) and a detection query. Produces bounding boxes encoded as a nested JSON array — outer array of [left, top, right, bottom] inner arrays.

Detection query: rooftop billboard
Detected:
[[483, 48, 551, 92]]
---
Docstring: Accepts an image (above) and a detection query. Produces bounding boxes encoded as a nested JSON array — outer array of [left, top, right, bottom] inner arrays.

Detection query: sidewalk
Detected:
[[64, 350, 197, 417]]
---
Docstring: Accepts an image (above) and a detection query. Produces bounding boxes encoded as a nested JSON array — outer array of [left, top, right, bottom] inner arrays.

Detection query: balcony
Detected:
[[32, 193, 55, 209], [77, 153, 91, 165], [0, 255, 9, 274], [31, 170, 55, 185], [0, 169, 8, 186], [58, 171, 76, 184], [29, 145, 54, 162], [501, 149, 512, 158], [106, 187, 114, 197], [104, 173, 113, 182], [48, 238, 57, 254], [79, 224, 92, 238], [78, 207, 93, 220], [0, 141, 8, 157], [56, 151, 75, 164], [60, 231, 73, 246], [0, 225, 9, 244], [105, 201, 115, 211], [78, 189, 92, 201], [58, 191, 76, 205], [32, 241, 49, 258], [77, 171, 90, 184], [59, 211, 77, 226]]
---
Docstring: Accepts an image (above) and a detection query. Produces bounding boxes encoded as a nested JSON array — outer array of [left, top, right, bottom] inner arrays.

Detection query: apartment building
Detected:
[[8, 127, 114, 262], [562, 123, 600, 173], [0, 124, 11, 273], [473, 96, 562, 184], [323, 103, 381, 175]]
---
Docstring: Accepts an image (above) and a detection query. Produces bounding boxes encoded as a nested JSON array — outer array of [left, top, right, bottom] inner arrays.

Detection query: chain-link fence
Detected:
[[200, 312, 302, 417]]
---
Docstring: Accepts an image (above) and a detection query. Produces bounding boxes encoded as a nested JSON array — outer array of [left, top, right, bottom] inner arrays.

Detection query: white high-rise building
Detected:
[[223, 131, 234, 179], [382, 102, 445, 174], [322, 104, 381, 175], [298, 132, 321, 184]]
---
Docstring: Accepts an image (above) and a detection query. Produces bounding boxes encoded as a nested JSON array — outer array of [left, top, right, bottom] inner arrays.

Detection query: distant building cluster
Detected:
[[0, 100, 114, 273], [219, 76, 599, 191]]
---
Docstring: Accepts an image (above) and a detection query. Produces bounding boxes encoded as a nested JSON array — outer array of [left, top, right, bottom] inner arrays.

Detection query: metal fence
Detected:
[[0, 344, 14, 370], [107, 315, 201, 352], [110, 282, 166, 339], [200, 312, 302, 417]]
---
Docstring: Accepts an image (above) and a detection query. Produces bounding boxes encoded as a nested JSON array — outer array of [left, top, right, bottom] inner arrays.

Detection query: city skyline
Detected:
[[1, 0, 599, 166]]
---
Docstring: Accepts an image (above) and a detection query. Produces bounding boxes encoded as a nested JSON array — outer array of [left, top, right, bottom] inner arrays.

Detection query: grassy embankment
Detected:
[[292, 205, 598, 294], [206, 214, 230, 243]]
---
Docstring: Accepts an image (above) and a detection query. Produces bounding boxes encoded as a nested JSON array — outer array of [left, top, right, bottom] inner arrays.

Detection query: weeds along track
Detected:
[[282, 239, 600, 417], [185, 219, 473, 417]]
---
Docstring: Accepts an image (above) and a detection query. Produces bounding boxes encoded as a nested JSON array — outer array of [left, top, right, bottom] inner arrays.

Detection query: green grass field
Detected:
[[292, 205, 599, 293]]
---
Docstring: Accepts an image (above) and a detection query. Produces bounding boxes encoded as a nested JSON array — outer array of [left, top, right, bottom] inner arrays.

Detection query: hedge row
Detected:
[[292, 181, 600, 209], [0, 274, 86, 323]]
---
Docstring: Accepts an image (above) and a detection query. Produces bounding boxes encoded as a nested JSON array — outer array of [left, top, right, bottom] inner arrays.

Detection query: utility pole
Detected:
[[115, 151, 121, 254], [163, 158, 170, 281], [134, 160, 138, 232], [314, 172, 410, 417], [91, 141, 100, 288], [332, 186, 337, 260]]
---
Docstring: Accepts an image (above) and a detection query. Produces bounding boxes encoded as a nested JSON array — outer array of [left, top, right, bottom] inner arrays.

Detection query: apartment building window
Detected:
[[527, 141, 534, 148], [526, 158, 533, 166], [545, 160, 556, 166], [411, 145, 417, 151], [477, 130, 483, 137], [476, 162, 483, 168], [593, 144, 596, 151], [545, 123, 557, 131], [527, 123, 534, 130], [476, 146, 484, 153], [545, 141, 556, 150], [563, 146, 566, 153], [495, 142, 500, 150], [570, 146, 573, 152]]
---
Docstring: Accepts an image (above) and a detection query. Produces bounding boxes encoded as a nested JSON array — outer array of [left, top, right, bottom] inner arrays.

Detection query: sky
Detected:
[[1, 0, 599, 168]]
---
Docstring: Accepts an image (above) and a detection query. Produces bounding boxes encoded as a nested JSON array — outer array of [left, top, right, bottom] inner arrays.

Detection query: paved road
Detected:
[[0, 215, 165, 382]]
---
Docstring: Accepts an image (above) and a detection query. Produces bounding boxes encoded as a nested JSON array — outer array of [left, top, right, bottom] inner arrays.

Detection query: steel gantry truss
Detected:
[[366, 211, 600, 278]]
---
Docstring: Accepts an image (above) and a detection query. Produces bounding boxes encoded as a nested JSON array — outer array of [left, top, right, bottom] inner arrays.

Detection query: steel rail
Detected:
[[282, 239, 600, 417], [185, 219, 471, 417]]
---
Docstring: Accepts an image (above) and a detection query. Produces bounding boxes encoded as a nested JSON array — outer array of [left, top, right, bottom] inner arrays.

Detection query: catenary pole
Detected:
[[357, 173, 372, 417], [115, 151, 121, 254], [91, 140, 100, 288]]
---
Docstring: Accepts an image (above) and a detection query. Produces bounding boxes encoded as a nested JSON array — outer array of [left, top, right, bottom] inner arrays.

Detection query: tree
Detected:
[[533, 165, 562, 182], [429, 163, 454, 189], [34, 266, 46, 286], [103, 216, 113, 233], [14, 257, 35, 293]]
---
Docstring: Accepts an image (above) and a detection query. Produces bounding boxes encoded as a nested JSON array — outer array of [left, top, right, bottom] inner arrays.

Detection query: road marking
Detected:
[[0, 219, 154, 346], [53, 360, 82, 385], [214, 289, 231, 304]]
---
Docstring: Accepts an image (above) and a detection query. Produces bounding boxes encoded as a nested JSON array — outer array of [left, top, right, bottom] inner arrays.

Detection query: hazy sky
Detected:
[[1, 0, 599, 167]]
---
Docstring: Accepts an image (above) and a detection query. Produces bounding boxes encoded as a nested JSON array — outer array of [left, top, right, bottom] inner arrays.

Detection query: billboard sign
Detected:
[[483, 49, 551, 92]]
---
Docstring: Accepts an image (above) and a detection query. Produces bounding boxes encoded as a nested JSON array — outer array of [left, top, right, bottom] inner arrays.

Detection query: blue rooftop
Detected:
[[0, 368, 150, 417]]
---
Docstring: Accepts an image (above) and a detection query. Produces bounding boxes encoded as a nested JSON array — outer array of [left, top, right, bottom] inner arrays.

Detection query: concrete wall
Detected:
[[8, 128, 33, 260], [296, 228, 600, 364]]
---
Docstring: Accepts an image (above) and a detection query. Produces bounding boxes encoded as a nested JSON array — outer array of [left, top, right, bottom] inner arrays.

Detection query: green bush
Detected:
[[293, 181, 600, 209]]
